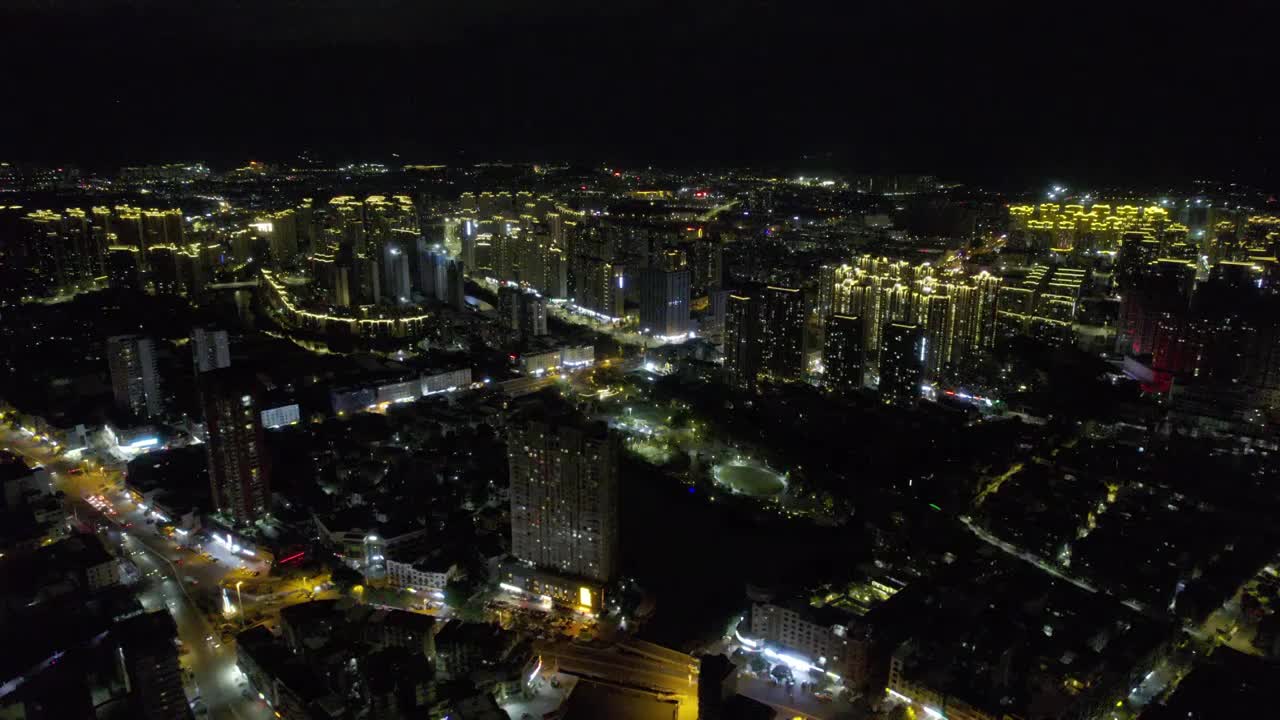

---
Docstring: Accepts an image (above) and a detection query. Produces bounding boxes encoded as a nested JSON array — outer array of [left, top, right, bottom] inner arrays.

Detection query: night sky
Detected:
[[3, 0, 1278, 185]]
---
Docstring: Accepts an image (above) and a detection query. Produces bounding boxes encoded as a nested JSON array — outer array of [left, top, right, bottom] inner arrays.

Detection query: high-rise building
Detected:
[[1116, 232, 1161, 293], [879, 323, 924, 406], [415, 241, 451, 302], [191, 327, 231, 374], [823, 314, 864, 394], [1117, 259, 1195, 356], [724, 291, 762, 392], [106, 246, 143, 290], [497, 285, 548, 340], [200, 368, 270, 524], [252, 209, 299, 266], [146, 245, 181, 295], [760, 285, 805, 382], [994, 264, 1084, 348], [574, 256, 626, 320], [17, 208, 101, 292], [113, 612, 192, 720], [382, 241, 413, 304], [638, 266, 691, 338], [107, 335, 163, 419], [507, 393, 619, 583]]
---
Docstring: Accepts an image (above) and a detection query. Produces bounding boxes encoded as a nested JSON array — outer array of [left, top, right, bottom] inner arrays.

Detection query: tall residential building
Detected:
[[200, 368, 270, 524], [251, 209, 299, 266], [507, 393, 619, 583], [724, 291, 762, 392], [880, 323, 924, 406], [113, 612, 192, 720], [760, 285, 805, 382], [18, 208, 101, 291], [818, 260, 1000, 380], [1115, 231, 1162, 292], [191, 327, 231, 374], [414, 241, 451, 302], [107, 335, 163, 419], [823, 314, 865, 394], [497, 285, 548, 340], [994, 264, 1084, 348], [382, 241, 413, 304], [106, 246, 143, 290], [638, 266, 692, 338]]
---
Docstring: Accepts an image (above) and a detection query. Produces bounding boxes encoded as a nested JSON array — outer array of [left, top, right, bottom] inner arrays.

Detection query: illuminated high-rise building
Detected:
[[760, 285, 805, 382], [1007, 202, 1167, 257], [107, 335, 162, 419], [823, 314, 864, 394], [994, 265, 1082, 348], [1116, 232, 1161, 292], [200, 368, 271, 525], [638, 263, 691, 338], [879, 323, 924, 406], [576, 257, 626, 320], [106, 246, 143, 290], [723, 285, 805, 389], [507, 393, 619, 583], [141, 209, 184, 255], [1117, 258, 1195, 356], [498, 285, 548, 340], [382, 242, 413, 304], [253, 209, 298, 265], [146, 245, 181, 295], [724, 291, 762, 392]]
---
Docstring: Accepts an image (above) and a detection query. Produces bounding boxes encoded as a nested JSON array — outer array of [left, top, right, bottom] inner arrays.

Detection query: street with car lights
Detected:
[[1, 427, 274, 720]]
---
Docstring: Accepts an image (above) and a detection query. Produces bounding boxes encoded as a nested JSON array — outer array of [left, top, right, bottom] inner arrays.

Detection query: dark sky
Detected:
[[2, 0, 1278, 185]]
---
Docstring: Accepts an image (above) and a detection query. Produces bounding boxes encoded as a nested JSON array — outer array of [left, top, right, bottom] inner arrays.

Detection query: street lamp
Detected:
[[235, 581, 245, 629]]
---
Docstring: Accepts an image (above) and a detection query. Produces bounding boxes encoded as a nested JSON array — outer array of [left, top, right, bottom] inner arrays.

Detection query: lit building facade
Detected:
[[200, 369, 271, 524], [879, 323, 924, 406], [507, 394, 619, 584], [107, 334, 163, 419], [823, 314, 864, 393], [638, 266, 692, 338]]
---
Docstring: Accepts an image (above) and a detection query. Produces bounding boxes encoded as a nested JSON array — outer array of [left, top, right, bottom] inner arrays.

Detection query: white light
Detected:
[[129, 437, 159, 448]]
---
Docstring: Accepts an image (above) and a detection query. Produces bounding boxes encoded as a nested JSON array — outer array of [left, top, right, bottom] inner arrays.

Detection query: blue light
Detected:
[[688, 487, 696, 494]]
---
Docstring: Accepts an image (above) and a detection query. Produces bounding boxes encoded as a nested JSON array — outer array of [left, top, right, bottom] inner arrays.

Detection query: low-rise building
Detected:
[[385, 554, 458, 595], [433, 621, 518, 680], [498, 560, 604, 612]]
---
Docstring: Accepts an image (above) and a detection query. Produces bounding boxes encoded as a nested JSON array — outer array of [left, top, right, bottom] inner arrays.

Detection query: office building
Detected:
[[507, 393, 619, 583], [880, 323, 924, 405], [191, 327, 231, 374], [823, 314, 864, 394], [200, 368, 271, 524], [107, 335, 163, 419]]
